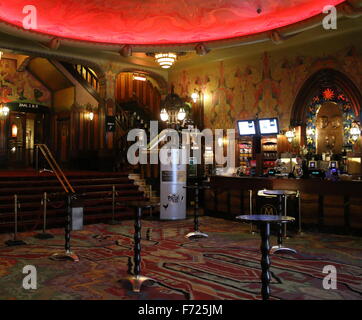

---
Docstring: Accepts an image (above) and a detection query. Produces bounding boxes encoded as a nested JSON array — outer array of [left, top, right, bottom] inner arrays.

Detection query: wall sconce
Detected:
[[350, 121, 361, 142], [11, 124, 18, 138], [86, 111, 94, 121], [0, 105, 10, 117], [285, 129, 295, 143], [133, 73, 147, 81], [191, 90, 199, 103], [0, 51, 3, 60], [217, 137, 228, 147]]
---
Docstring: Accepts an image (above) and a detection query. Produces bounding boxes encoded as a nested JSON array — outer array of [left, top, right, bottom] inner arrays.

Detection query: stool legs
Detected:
[[271, 194, 297, 254], [186, 185, 208, 239], [125, 206, 154, 292]]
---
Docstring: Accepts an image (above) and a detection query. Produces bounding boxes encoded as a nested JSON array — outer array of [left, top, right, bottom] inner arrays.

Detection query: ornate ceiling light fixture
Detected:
[[154, 52, 177, 69]]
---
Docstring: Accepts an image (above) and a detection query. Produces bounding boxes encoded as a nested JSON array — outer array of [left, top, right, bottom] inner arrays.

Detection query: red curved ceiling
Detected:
[[0, 0, 345, 45]]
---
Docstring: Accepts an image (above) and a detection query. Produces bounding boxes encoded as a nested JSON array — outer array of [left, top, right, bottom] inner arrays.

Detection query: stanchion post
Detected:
[[5, 194, 26, 246], [35, 192, 54, 239], [112, 185, 115, 223], [108, 185, 120, 225], [35, 145, 39, 172]]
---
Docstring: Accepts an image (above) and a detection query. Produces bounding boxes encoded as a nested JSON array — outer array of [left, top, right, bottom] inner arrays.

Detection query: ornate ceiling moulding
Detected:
[[0, 1, 358, 54], [342, 2, 362, 17]]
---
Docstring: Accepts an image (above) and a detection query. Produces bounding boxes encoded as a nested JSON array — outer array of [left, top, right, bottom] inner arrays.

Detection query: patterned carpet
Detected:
[[0, 216, 361, 300]]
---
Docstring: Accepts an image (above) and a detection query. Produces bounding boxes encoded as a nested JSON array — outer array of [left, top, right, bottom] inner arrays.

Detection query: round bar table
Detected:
[[123, 200, 160, 293], [183, 182, 210, 239], [263, 190, 297, 254], [236, 214, 295, 300]]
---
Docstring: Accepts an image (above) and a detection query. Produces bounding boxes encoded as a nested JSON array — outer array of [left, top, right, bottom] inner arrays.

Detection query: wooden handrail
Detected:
[[35, 144, 75, 194], [41, 144, 75, 193]]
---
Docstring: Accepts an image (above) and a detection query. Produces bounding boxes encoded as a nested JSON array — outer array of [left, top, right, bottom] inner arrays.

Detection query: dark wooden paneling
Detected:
[[209, 175, 362, 231]]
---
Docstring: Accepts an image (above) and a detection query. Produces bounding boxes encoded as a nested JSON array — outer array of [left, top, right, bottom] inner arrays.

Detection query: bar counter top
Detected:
[[210, 175, 362, 196]]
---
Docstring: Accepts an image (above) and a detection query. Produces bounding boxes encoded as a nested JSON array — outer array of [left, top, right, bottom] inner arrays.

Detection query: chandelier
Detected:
[[160, 89, 189, 126], [154, 52, 177, 69]]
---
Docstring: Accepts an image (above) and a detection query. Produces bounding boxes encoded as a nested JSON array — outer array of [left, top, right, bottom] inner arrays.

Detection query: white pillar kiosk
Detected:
[[160, 148, 187, 220]]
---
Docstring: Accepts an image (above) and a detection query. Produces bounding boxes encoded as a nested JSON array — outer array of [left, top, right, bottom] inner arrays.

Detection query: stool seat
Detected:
[[263, 190, 297, 196], [237, 214, 295, 223]]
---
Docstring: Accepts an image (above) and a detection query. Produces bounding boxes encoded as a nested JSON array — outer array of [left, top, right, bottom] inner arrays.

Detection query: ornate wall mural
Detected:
[[0, 58, 51, 105], [170, 46, 362, 131]]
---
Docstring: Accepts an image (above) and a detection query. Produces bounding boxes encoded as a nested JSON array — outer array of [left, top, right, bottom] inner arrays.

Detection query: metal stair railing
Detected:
[[35, 144, 75, 194]]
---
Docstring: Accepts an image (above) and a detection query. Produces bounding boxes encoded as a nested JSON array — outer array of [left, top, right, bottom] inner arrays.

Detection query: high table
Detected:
[[236, 214, 295, 300], [183, 182, 210, 238], [123, 200, 160, 292], [263, 190, 297, 254]]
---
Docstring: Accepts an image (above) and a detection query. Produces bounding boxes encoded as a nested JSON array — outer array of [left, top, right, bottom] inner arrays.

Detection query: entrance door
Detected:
[[7, 112, 43, 168], [8, 112, 26, 167]]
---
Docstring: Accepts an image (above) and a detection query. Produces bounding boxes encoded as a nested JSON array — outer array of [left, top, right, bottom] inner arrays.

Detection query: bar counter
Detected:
[[206, 175, 362, 233]]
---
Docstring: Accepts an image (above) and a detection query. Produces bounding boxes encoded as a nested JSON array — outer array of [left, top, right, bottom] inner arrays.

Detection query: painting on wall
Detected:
[[0, 58, 51, 106]]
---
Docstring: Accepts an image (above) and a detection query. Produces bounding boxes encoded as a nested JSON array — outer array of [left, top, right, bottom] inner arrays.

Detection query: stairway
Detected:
[[0, 171, 149, 233], [128, 173, 159, 203]]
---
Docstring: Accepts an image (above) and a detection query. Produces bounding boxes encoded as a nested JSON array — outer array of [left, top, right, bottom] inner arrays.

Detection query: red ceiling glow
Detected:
[[0, 0, 346, 45]]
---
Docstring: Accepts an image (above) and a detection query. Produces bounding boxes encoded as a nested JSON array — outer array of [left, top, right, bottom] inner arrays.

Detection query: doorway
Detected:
[[7, 112, 46, 168]]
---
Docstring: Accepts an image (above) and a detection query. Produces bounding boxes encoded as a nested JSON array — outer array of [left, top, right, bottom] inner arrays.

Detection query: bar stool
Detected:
[[183, 182, 210, 239], [123, 200, 159, 293], [262, 190, 297, 254]]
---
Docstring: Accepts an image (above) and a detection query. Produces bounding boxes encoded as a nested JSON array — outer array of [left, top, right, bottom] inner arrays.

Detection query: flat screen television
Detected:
[[237, 120, 256, 136], [258, 118, 279, 135]]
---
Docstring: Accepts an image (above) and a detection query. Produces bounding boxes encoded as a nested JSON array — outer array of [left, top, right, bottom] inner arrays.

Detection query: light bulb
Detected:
[[160, 108, 169, 122], [191, 92, 199, 103], [177, 108, 186, 121]]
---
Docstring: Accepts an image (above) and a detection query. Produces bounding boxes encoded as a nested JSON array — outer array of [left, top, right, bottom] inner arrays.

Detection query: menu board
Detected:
[[258, 118, 279, 135], [237, 120, 256, 136]]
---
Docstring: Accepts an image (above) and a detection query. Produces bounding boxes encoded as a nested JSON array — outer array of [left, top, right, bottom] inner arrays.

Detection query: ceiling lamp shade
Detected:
[[177, 108, 186, 121], [155, 53, 177, 69], [160, 108, 169, 122]]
